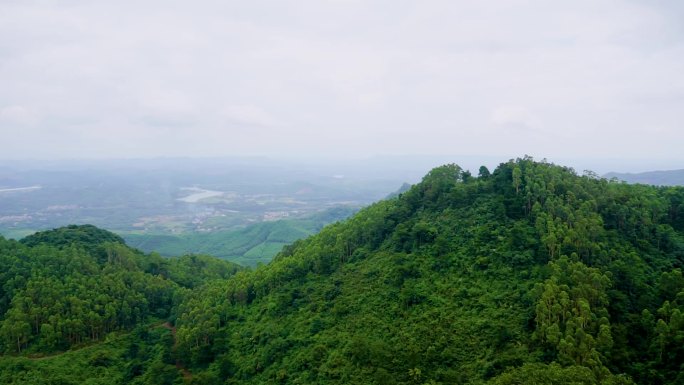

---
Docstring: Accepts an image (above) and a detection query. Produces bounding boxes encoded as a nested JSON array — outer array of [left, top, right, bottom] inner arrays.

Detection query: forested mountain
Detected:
[[0, 224, 241, 383], [604, 169, 684, 186], [2, 158, 684, 384]]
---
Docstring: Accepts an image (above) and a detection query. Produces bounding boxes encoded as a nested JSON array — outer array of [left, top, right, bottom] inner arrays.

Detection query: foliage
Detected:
[[0, 228, 240, 355], [0, 325, 182, 385], [123, 207, 356, 266], [20, 224, 125, 252], [4, 158, 684, 384]]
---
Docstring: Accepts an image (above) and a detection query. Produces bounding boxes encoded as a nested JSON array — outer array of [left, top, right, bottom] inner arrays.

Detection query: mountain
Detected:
[[604, 169, 684, 186], [20, 224, 126, 251], [0, 225, 242, 384], [170, 158, 684, 384], [2, 158, 684, 384]]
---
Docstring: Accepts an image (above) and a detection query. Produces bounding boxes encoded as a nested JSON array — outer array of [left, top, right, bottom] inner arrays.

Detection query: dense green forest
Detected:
[[0, 225, 241, 383], [2, 158, 684, 384]]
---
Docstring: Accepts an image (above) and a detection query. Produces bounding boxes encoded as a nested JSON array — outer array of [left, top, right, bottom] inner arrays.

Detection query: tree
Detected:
[[478, 165, 491, 179], [512, 165, 522, 194]]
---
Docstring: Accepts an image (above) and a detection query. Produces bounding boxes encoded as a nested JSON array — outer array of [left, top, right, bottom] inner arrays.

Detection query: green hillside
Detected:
[[0, 325, 179, 385], [122, 207, 356, 267], [171, 158, 684, 384], [2, 158, 684, 384], [0, 225, 241, 384]]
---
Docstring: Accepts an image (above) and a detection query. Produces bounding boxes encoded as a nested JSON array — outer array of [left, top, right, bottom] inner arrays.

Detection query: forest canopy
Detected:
[[1, 158, 684, 384]]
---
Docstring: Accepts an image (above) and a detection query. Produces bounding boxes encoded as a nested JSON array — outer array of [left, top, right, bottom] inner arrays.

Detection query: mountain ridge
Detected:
[[2, 158, 684, 384], [604, 169, 684, 186], [170, 158, 684, 384]]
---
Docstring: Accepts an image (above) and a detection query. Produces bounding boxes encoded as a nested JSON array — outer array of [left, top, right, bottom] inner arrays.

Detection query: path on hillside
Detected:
[[160, 322, 192, 381], [25, 321, 193, 383], [25, 332, 128, 361]]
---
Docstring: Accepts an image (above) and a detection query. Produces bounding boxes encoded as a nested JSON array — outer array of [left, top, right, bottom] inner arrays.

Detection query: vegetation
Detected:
[[0, 325, 180, 385], [0, 225, 240, 357], [2, 158, 684, 384], [122, 207, 356, 266], [0, 158, 398, 237]]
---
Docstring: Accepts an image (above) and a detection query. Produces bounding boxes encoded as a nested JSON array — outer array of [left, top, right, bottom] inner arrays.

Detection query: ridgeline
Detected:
[[2, 157, 684, 384]]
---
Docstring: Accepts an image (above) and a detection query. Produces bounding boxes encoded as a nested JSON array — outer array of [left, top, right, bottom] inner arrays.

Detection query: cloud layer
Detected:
[[1, 0, 682, 161]]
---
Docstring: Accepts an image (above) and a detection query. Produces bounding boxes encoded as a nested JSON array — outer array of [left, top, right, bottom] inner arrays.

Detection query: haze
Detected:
[[1, 1, 683, 168]]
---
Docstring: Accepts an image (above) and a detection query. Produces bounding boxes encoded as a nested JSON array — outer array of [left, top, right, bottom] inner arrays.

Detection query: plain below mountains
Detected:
[[122, 207, 356, 267]]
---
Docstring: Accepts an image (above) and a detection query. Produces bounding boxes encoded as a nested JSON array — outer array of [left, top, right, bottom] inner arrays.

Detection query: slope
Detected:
[[0, 225, 242, 384], [172, 158, 684, 384], [3, 159, 684, 384]]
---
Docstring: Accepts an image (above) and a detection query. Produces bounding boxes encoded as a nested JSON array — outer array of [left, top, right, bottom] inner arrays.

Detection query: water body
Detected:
[[0, 186, 42, 193], [177, 187, 224, 203]]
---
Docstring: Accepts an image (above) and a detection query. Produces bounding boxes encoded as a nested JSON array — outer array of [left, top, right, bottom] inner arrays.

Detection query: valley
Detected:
[[0, 158, 420, 264], [2, 0, 683, 382]]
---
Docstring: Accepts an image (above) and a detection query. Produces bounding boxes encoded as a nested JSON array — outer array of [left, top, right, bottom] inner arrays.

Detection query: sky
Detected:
[[0, 0, 683, 169]]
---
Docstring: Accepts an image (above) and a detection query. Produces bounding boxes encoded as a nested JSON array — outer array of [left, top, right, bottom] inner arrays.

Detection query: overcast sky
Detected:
[[1, 1, 683, 167]]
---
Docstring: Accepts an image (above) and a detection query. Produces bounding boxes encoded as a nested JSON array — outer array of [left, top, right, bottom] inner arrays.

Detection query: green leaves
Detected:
[[4, 158, 684, 384], [534, 256, 613, 372]]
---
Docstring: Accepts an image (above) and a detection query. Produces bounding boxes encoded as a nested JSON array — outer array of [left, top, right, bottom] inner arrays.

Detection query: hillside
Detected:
[[0, 225, 241, 384], [163, 158, 684, 384], [604, 169, 684, 186], [2, 158, 684, 384]]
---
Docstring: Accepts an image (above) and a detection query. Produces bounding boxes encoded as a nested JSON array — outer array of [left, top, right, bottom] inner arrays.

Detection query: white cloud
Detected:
[[0, 1, 682, 162], [219, 105, 278, 128], [490, 106, 542, 130], [0, 106, 38, 126]]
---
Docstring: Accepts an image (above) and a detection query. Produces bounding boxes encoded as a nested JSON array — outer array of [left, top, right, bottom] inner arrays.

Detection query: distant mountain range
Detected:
[[604, 169, 684, 186]]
